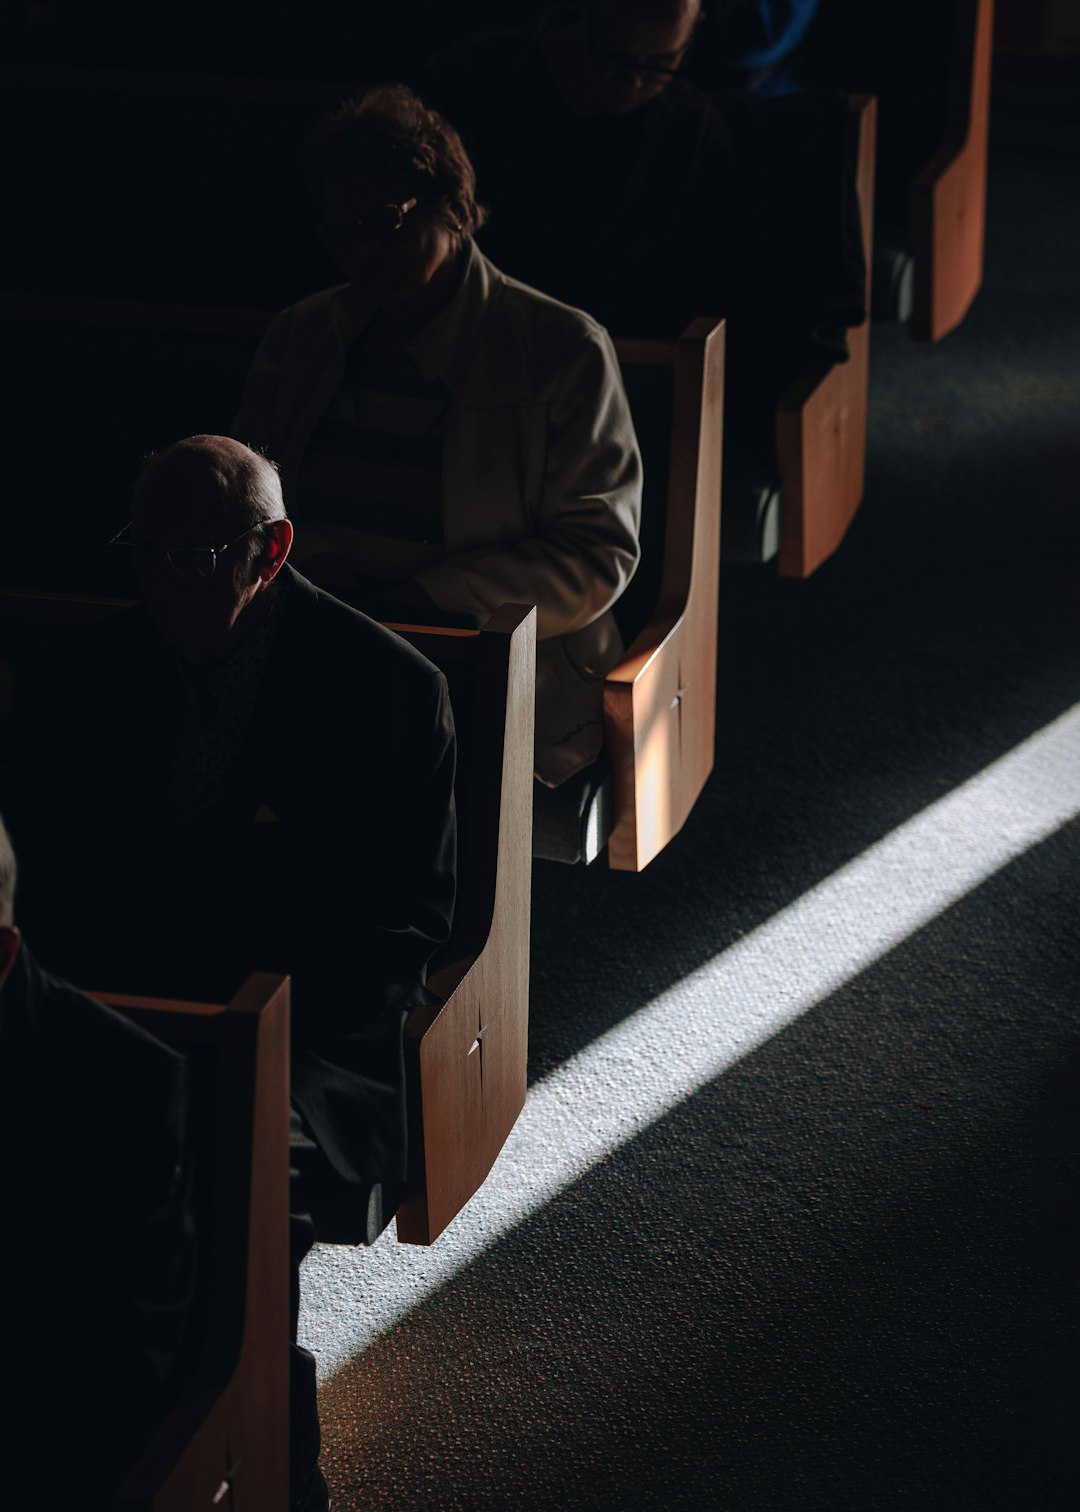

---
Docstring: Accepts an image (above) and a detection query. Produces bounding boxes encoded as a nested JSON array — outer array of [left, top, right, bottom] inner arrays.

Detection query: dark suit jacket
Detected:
[[0, 941, 194, 1510], [6, 566, 457, 1192]]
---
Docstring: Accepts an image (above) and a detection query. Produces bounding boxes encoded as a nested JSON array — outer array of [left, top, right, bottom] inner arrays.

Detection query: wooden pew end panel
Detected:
[[606, 318, 726, 873], [910, 0, 995, 342], [393, 603, 536, 1246], [108, 974, 291, 1512], [776, 94, 877, 580]]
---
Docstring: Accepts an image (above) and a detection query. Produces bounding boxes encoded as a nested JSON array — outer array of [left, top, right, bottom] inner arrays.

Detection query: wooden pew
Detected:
[[775, 93, 876, 579], [0, 591, 535, 1247], [910, 0, 995, 342], [385, 604, 536, 1243], [1, 594, 534, 1503], [105, 972, 292, 1512], [606, 317, 725, 873]]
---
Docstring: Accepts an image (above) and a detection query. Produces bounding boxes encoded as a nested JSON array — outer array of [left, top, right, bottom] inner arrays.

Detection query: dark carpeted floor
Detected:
[[301, 80, 1080, 1511]]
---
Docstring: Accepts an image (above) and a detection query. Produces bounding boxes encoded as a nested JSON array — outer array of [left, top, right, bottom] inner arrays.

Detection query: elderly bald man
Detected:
[[7, 435, 457, 1512], [125, 433, 294, 665]]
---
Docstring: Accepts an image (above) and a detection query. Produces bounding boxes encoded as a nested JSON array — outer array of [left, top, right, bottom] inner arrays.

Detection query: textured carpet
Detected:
[[300, 82, 1080, 1510]]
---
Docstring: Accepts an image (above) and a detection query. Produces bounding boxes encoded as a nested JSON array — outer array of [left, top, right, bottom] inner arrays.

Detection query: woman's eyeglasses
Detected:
[[317, 197, 419, 246]]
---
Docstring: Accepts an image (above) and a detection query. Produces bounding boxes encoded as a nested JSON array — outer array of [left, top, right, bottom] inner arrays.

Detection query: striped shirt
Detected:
[[296, 338, 450, 587]]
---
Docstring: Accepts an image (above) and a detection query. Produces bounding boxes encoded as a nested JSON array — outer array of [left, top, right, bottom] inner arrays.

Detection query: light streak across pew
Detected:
[[301, 700, 1080, 1379]]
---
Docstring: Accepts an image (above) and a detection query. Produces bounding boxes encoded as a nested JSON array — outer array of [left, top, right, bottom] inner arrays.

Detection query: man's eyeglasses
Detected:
[[585, 6, 699, 80], [107, 520, 273, 580], [317, 196, 419, 246]]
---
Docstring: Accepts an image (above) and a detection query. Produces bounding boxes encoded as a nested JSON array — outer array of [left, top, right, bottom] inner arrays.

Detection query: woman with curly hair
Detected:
[[235, 83, 642, 789]]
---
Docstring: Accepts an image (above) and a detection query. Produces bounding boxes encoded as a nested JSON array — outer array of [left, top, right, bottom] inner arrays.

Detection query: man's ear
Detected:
[[0, 926, 22, 993], [259, 518, 294, 583]]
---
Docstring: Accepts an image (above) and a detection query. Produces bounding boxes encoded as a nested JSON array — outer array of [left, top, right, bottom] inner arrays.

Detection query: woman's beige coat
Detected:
[[233, 240, 642, 786]]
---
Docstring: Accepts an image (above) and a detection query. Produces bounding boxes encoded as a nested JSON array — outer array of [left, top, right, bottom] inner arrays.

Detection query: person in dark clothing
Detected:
[[0, 815, 196, 1511], [5, 436, 458, 1511], [420, 0, 736, 342], [420, 0, 865, 472]]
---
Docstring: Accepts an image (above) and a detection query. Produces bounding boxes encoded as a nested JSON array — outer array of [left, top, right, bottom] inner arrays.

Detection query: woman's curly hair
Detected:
[[305, 83, 488, 246]]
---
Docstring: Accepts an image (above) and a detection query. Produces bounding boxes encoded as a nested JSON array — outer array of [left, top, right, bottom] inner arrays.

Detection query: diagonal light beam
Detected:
[[303, 703, 1080, 1378]]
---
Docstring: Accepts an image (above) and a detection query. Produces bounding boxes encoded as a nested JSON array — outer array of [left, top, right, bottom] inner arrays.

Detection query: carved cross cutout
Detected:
[[670, 661, 689, 758], [468, 1010, 490, 1094], [211, 1440, 243, 1508]]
